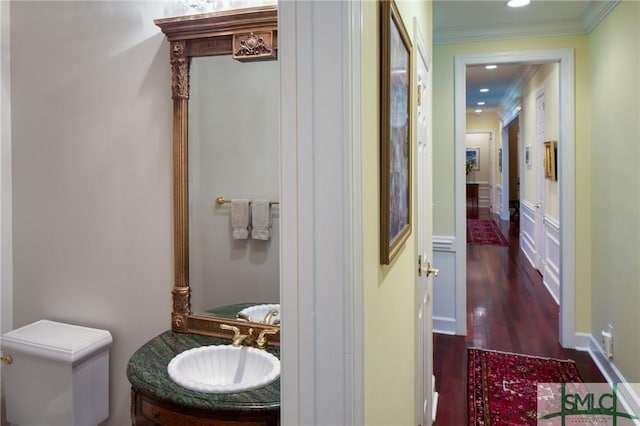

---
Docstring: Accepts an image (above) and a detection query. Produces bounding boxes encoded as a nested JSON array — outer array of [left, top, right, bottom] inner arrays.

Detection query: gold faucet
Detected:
[[262, 309, 279, 324], [220, 324, 254, 347], [256, 328, 279, 350]]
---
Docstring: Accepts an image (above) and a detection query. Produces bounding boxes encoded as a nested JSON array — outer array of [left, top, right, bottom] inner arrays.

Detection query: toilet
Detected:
[[1, 320, 112, 426]]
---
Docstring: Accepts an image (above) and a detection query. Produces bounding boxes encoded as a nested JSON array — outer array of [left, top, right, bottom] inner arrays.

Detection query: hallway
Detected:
[[433, 209, 605, 425]]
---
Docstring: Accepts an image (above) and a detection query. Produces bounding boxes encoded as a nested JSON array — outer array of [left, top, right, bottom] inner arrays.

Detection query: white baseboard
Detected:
[[573, 332, 592, 351], [578, 332, 640, 423], [433, 317, 456, 335]]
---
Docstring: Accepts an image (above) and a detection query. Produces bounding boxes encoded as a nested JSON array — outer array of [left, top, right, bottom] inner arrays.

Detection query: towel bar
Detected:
[[215, 196, 279, 206]]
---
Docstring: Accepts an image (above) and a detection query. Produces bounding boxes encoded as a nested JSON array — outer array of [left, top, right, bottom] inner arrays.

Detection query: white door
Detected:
[[414, 20, 435, 426], [534, 90, 546, 271]]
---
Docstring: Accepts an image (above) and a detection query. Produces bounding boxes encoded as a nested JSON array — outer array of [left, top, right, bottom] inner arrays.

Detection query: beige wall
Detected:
[[10, 3, 174, 425], [589, 0, 640, 382], [433, 34, 591, 332], [363, 1, 432, 424]]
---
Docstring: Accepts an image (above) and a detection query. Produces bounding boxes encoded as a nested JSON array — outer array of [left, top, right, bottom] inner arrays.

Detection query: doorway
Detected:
[[454, 49, 576, 347]]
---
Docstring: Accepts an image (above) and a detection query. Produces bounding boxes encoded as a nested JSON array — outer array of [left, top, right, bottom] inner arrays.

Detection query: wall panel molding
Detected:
[[433, 317, 456, 335], [433, 235, 456, 252], [494, 184, 503, 215], [543, 216, 560, 304], [519, 200, 537, 268], [467, 181, 490, 209]]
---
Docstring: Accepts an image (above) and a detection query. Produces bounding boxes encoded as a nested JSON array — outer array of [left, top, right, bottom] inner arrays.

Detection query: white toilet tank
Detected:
[[1, 320, 112, 426]]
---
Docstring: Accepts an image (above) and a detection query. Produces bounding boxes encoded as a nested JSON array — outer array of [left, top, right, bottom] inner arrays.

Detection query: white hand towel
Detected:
[[231, 199, 250, 240], [251, 199, 272, 240]]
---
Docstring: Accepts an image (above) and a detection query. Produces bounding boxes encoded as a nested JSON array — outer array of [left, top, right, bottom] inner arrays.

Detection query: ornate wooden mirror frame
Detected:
[[155, 6, 280, 343]]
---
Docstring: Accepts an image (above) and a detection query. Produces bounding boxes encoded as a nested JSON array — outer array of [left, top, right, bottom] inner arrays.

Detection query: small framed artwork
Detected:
[[466, 148, 480, 170], [379, 0, 412, 265], [498, 148, 502, 173], [544, 140, 558, 180], [525, 145, 532, 167]]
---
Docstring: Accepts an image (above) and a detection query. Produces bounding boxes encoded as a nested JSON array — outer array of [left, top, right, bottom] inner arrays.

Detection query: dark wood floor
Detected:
[[433, 208, 605, 425]]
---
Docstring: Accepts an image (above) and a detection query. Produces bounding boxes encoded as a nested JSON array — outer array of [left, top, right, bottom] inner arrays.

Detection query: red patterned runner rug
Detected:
[[468, 348, 583, 425], [467, 219, 509, 246]]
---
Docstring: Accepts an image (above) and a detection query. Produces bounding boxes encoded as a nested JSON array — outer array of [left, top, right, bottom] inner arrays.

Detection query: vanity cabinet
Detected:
[[128, 331, 280, 426], [132, 390, 278, 426]]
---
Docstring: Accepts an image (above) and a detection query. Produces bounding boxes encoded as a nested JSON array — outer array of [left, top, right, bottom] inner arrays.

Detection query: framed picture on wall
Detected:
[[466, 147, 480, 170], [525, 145, 532, 167], [379, 0, 412, 265], [544, 140, 558, 180]]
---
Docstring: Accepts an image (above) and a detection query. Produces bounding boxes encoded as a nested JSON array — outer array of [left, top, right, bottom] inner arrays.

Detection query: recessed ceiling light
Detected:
[[477, 101, 486, 105], [480, 88, 489, 93], [485, 65, 497, 70], [475, 109, 483, 113], [507, 0, 530, 7]]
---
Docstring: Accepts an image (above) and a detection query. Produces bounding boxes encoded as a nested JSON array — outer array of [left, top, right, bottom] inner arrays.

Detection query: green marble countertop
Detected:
[[127, 327, 280, 414]]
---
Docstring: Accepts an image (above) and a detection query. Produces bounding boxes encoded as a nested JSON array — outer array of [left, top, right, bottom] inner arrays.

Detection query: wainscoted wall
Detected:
[[467, 181, 491, 209], [520, 200, 538, 267], [519, 200, 561, 304], [543, 216, 560, 304], [494, 184, 503, 215], [432, 236, 457, 334]]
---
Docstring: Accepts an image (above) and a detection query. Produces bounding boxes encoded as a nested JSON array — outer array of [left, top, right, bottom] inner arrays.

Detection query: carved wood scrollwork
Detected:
[[172, 286, 190, 331], [170, 41, 190, 100], [233, 31, 276, 61]]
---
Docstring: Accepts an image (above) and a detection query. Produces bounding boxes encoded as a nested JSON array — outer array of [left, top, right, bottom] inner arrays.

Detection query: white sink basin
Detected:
[[238, 304, 280, 324], [167, 345, 280, 393]]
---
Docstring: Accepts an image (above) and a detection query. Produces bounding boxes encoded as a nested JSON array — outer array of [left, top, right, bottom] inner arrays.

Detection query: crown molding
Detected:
[[434, 1, 619, 45], [500, 64, 539, 113], [581, 0, 619, 32], [435, 19, 585, 45]]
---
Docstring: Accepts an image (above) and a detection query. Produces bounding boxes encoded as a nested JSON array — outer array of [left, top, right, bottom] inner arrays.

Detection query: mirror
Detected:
[[189, 55, 280, 316], [155, 5, 280, 341]]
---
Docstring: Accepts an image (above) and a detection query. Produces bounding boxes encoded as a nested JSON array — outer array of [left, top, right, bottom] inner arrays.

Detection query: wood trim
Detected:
[[132, 389, 279, 425], [155, 6, 277, 42]]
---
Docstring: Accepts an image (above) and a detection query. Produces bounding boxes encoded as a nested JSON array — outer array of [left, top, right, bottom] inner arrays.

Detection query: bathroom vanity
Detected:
[[128, 330, 280, 425]]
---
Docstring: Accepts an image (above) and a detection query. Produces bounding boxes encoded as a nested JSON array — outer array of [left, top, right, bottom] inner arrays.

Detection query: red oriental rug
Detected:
[[468, 348, 583, 425], [467, 219, 509, 246]]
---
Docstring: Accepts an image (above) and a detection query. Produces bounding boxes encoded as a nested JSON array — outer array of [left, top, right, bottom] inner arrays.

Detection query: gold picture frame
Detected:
[[380, 0, 412, 265], [544, 140, 557, 181]]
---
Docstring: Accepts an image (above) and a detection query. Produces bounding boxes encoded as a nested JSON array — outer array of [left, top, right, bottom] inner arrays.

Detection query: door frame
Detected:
[[279, 1, 364, 424], [454, 49, 576, 347], [499, 125, 510, 221], [534, 88, 546, 272]]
